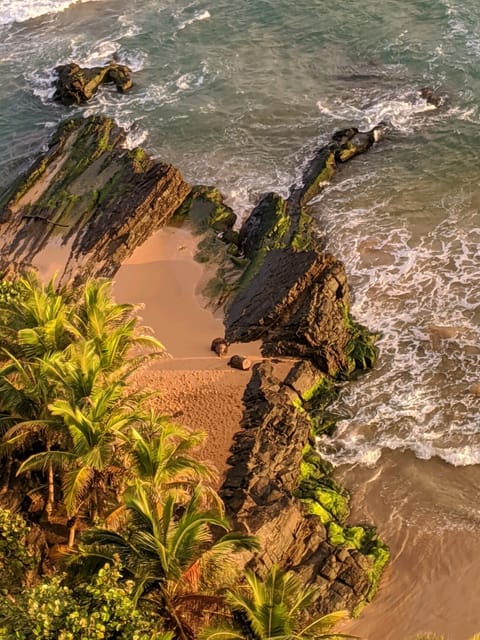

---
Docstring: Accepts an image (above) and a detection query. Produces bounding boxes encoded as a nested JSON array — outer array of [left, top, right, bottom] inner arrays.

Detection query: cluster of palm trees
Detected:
[[0, 272, 351, 639]]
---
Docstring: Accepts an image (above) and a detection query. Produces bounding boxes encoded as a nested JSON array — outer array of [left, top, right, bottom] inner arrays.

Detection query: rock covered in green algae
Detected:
[[0, 115, 191, 284], [220, 360, 389, 617], [54, 62, 133, 105]]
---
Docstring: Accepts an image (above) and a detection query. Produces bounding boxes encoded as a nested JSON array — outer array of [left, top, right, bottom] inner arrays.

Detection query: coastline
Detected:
[[114, 223, 480, 640], [338, 451, 480, 640]]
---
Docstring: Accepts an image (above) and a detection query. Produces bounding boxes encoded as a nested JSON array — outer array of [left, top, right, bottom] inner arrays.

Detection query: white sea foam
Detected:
[[177, 9, 210, 31], [121, 121, 148, 150], [0, 0, 103, 26], [316, 178, 480, 467], [316, 90, 438, 133]]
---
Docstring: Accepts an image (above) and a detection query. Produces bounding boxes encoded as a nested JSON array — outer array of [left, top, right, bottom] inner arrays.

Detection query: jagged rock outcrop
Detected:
[[0, 115, 191, 285], [54, 62, 133, 105], [225, 249, 357, 376], [0, 114, 389, 616], [221, 125, 383, 376], [221, 360, 386, 615], [217, 123, 390, 615]]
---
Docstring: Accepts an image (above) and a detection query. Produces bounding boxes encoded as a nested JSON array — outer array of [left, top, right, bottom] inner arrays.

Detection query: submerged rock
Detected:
[[0, 115, 191, 284], [54, 62, 133, 105], [420, 86, 446, 108]]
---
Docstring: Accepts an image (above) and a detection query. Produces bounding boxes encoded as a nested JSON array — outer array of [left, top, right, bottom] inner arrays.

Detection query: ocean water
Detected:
[[1, 1, 479, 637]]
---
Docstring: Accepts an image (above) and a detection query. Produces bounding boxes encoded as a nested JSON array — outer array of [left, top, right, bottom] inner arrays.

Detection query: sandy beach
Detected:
[[113, 224, 261, 479]]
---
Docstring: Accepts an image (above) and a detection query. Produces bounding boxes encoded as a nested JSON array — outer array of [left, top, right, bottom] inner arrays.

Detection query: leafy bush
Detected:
[[0, 562, 170, 640], [0, 508, 37, 594]]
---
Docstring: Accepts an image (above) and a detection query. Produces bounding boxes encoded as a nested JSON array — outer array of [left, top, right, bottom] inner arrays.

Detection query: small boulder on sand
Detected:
[[211, 337, 228, 357], [228, 355, 251, 371]]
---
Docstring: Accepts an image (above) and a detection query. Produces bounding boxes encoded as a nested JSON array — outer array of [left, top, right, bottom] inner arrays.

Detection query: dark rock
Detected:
[[0, 115, 191, 285], [220, 360, 379, 615], [287, 124, 385, 211], [211, 337, 228, 357], [238, 192, 289, 259], [225, 249, 354, 376], [284, 359, 328, 400], [54, 62, 133, 105], [420, 86, 445, 108], [228, 355, 252, 370]]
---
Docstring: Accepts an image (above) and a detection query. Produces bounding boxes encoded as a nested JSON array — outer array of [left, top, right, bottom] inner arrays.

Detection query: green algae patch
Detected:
[[129, 147, 151, 173], [290, 206, 314, 252], [172, 185, 238, 237], [341, 303, 380, 374], [296, 444, 349, 523], [208, 204, 236, 232], [6, 157, 51, 208], [300, 373, 335, 404], [237, 193, 319, 288], [364, 542, 390, 604], [299, 150, 336, 206], [328, 521, 391, 615], [291, 380, 390, 613]]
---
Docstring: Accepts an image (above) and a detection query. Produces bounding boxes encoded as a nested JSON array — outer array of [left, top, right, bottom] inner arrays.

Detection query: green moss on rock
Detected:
[[342, 304, 380, 373], [128, 147, 151, 173], [299, 151, 336, 206], [291, 380, 390, 613], [208, 204, 237, 232]]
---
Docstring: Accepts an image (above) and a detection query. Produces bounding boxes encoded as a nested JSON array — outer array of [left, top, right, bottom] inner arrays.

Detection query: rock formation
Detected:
[[214, 124, 389, 615], [221, 360, 388, 615], [54, 62, 133, 105], [0, 115, 191, 285], [0, 116, 389, 617], [224, 125, 382, 377]]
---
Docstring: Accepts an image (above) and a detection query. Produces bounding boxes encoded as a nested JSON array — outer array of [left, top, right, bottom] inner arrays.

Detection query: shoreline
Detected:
[[337, 450, 480, 639]]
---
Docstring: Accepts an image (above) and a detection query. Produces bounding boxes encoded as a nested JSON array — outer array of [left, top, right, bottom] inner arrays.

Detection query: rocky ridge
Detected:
[[0, 115, 190, 285]]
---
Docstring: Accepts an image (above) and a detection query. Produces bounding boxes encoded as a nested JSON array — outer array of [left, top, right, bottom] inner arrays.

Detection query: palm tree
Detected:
[[121, 415, 218, 504], [200, 564, 357, 640], [17, 380, 138, 546], [0, 271, 77, 359], [74, 279, 165, 375], [70, 484, 260, 639], [0, 350, 69, 515], [0, 273, 165, 529]]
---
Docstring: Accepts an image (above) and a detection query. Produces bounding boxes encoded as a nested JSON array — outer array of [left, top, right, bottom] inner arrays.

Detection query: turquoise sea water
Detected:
[[1, 1, 479, 637]]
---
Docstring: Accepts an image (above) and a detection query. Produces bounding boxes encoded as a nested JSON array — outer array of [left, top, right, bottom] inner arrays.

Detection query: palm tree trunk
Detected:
[[0, 458, 12, 494], [162, 589, 195, 640], [45, 460, 55, 521], [68, 516, 77, 548]]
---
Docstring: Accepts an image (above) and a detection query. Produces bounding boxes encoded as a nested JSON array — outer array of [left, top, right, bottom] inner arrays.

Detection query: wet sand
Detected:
[[337, 451, 480, 640]]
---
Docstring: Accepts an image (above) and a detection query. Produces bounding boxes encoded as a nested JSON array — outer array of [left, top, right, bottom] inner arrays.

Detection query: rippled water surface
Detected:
[[1, 1, 479, 637]]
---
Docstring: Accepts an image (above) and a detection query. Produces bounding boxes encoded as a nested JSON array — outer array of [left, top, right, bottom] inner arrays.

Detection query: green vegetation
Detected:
[[341, 304, 379, 374], [0, 561, 169, 640], [200, 564, 350, 640], [291, 375, 390, 615], [0, 508, 37, 594], [0, 271, 350, 640]]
